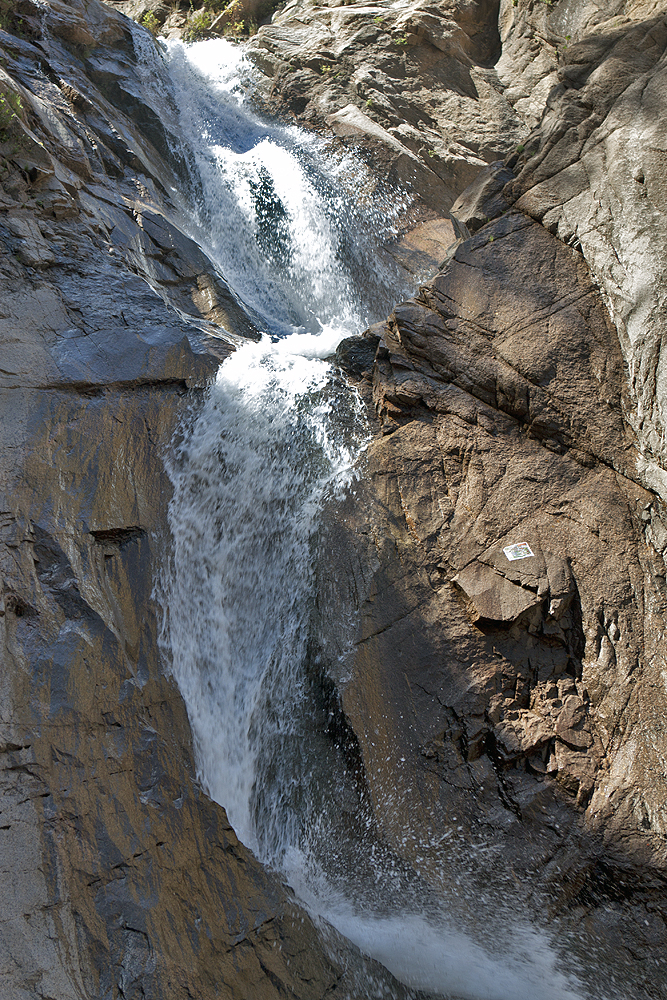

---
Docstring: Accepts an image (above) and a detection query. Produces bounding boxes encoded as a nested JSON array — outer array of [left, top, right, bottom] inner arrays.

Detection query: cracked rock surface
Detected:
[[322, 210, 667, 996]]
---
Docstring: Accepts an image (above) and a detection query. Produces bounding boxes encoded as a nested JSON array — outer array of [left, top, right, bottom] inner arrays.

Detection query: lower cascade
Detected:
[[162, 39, 590, 1000]]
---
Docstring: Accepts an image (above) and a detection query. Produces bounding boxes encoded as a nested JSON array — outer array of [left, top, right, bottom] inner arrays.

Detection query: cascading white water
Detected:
[[167, 338, 369, 851], [161, 38, 594, 1000], [165, 38, 410, 339]]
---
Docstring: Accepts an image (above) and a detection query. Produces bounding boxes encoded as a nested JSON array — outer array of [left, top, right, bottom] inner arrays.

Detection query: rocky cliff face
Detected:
[[327, 211, 667, 995], [312, 2, 667, 995], [245, 0, 523, 214], [0, 2, 415, 996], [3, 0, 667, 996]]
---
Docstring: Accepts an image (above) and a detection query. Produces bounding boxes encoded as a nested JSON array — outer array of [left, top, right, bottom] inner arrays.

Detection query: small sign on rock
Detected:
[[503, 541, 534, 561]]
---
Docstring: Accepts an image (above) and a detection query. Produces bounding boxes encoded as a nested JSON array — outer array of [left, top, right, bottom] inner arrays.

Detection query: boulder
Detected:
[[452, 561, 543, 624]]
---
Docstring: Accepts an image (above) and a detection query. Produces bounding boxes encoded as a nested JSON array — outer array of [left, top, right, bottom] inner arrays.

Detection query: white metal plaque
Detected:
[[503, 542, 534, 561]]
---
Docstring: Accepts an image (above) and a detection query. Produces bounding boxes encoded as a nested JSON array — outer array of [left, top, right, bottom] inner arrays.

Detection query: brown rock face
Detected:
[[244, 0, 526, 213], [4, 0, 667, 995], [321, 210, 667, 995], [0, 2, 415, 996], [501, 7, 667, 505]]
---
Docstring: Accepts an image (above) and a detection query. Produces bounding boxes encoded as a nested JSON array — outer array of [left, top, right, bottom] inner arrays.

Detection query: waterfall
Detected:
[[161, 38, 592, 1000], [166, 338, 369, 851], [163, 38, 410, 339]]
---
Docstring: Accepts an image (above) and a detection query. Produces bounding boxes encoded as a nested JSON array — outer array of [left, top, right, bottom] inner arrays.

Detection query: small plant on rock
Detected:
[[0, 90, 22, 139], [185, 8, 212, 40], [0, 0, 30, 36], [141, 11, 160, 35], [0, 0, 15, 32]]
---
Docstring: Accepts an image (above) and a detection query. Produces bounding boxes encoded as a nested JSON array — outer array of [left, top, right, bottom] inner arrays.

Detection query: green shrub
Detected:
[[0, 0, 28, 36], [193, 0, 284, 37], [0, 90, 22, 138], [141, 10, 160, 34], [0, 0, 14, 31], [185, 8, 212, 40]]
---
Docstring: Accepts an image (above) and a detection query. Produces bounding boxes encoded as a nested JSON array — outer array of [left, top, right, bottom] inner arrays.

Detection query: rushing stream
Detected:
[[161, 37, 591, 1000]]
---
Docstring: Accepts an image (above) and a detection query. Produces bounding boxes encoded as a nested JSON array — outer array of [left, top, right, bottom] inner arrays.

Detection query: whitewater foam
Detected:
[[162, 36, 593, 1000]]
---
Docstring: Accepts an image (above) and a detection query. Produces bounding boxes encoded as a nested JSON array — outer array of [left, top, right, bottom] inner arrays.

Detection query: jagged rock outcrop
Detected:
[[326, 214, 667, 1000], [244, 0, 527, 213], [316, 5, 667, 995]]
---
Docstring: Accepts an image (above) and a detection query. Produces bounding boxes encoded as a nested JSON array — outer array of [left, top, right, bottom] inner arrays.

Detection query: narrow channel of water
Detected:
[[159, 37, 589, 1000]]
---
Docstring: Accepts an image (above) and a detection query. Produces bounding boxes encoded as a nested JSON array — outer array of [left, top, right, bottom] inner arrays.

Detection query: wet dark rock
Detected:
[[333, 334, 379, 380], [0, 2, 417, 997]]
